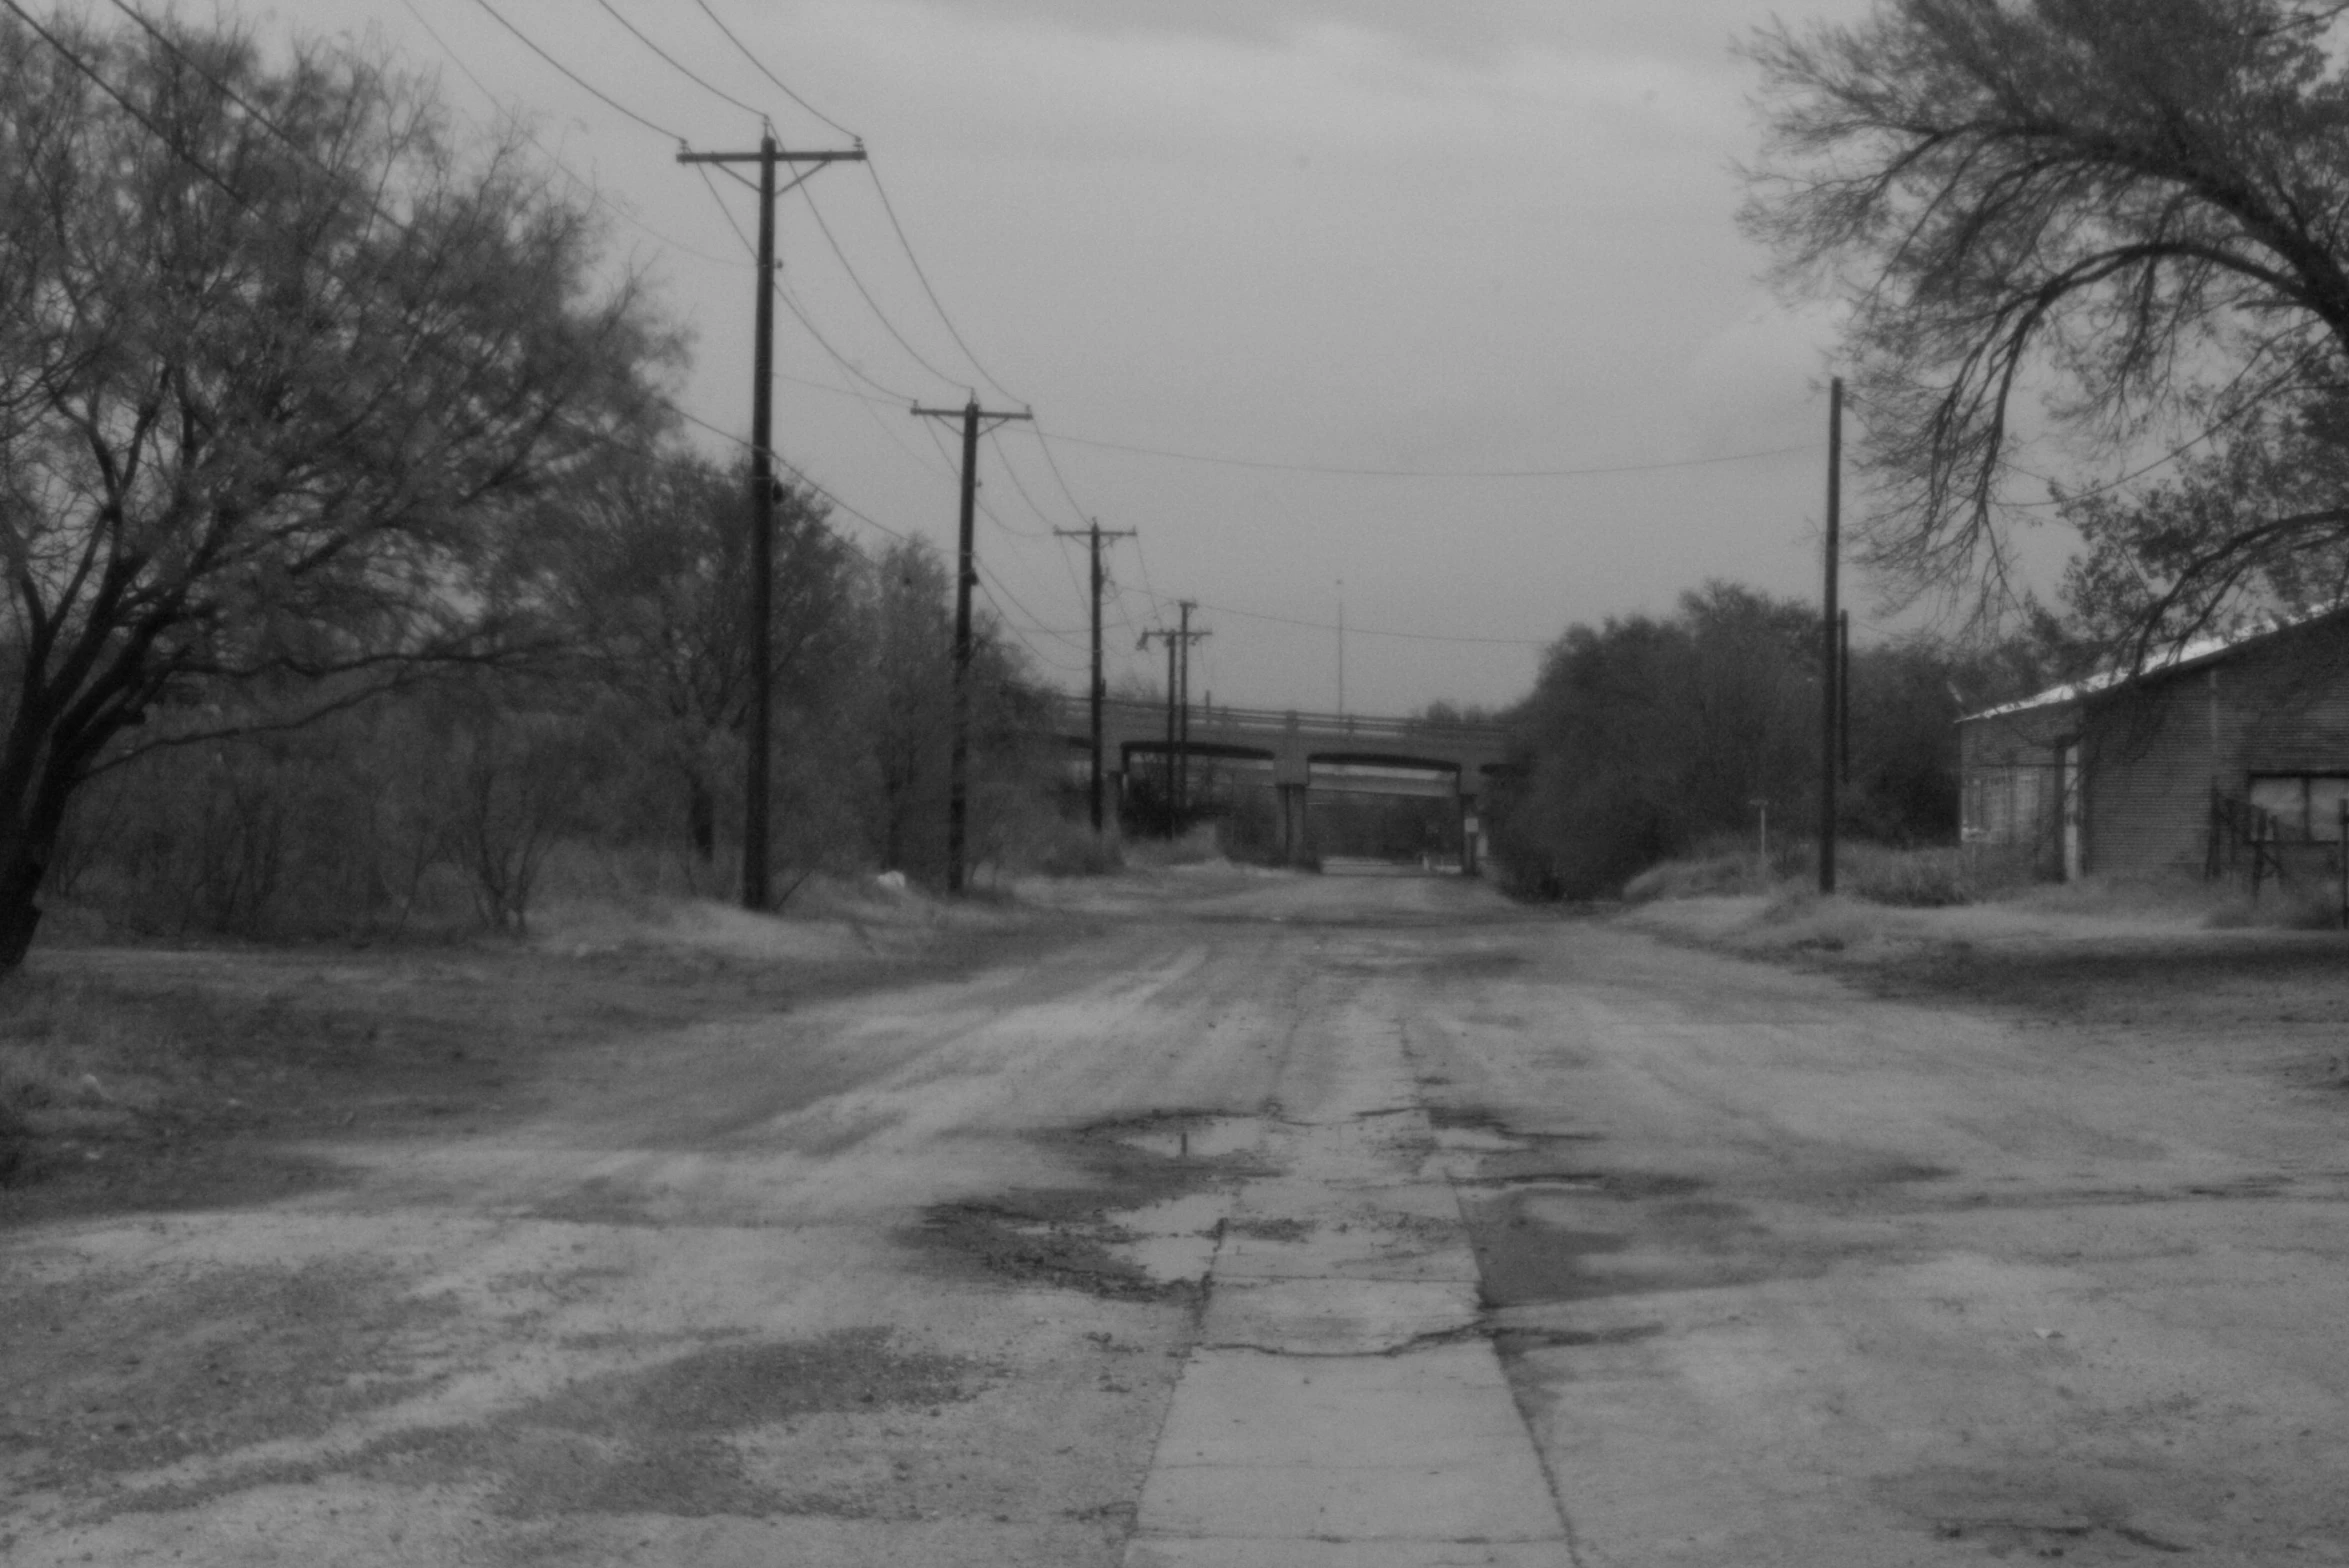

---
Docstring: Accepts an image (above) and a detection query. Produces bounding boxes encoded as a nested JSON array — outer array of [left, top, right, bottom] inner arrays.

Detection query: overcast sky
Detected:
[[237, 0, 1963, 715]]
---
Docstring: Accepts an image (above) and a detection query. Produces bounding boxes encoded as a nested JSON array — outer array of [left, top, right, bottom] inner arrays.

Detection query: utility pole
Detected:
[[1054, 520, 1135, 833], [1335, 578, 1346, 716], [677, 134, 864, 911], [1138, 628, 1180, 838], [1838, 608, 1852, 786], [1175, 600, 1207, 822], [911, 397, 1032, 892], [1820, 376, 1843, 895]]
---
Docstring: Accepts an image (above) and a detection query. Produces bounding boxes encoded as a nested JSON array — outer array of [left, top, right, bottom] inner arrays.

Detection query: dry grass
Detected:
[[1122, 825, 1223, 869], [1841, 844, 1972, 907], [1625, 842, 1974, 910]]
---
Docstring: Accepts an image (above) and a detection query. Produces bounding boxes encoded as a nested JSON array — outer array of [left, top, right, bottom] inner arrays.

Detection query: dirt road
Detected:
[[5, 869, 2347, 1565]]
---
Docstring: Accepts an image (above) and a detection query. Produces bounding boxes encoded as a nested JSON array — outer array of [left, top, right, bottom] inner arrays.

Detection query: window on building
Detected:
[[1963, 764, 2051, 845], [2247, 774, 2349, 841]]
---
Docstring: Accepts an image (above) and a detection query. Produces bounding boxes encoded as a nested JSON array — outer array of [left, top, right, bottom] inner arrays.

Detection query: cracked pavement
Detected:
[[7, 867, 2349, 1565]]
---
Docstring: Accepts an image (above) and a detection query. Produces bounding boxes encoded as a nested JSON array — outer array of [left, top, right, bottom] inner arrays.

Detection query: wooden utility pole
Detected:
[[1139, 629, 1179, 837], [677, 136, 864, 911], [1336, 578, 1346, 716], [1055, 520, 1134, 833], [1141, 615, 1207, 834], [1838, 608, 1852, 787], [911, 397, 1032, 892], [1175, 600, 1207, 821], [1820, 376, 1843, 895]]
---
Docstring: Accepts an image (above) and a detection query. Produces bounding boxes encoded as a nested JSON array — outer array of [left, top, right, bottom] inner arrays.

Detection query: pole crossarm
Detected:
[[912, 405, 1032, 432], [676, 148, 868, 164]]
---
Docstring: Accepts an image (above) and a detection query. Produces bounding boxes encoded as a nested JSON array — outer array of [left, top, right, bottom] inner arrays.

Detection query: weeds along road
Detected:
[[5, 868, 2349, 1565]]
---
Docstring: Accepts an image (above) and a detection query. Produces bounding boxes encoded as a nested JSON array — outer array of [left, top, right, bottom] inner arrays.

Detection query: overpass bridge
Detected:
[[1047, 695, 1515, 871]]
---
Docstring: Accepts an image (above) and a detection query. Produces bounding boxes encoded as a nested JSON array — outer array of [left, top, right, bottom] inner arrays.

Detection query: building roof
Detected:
[[1958, 606, 2347, 724]]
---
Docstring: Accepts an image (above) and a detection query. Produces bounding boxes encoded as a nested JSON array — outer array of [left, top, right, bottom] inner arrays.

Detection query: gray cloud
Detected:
[[900, 0, 1777, 67]]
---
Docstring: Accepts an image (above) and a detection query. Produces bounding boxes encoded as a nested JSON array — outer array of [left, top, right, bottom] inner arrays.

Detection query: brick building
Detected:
[[1958, 611, 2349, 882]]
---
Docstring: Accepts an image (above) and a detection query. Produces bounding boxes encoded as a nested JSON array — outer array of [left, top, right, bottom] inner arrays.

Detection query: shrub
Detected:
[[1844, 845, 1972, 908], [1029, 824, 1125, 877], [1622, 853, 1772, 902]]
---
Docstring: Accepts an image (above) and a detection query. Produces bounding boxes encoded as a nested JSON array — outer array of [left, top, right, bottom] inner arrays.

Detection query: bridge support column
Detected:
[[1278, 783, 1312, 868], [1459, 794, 1481, 877]]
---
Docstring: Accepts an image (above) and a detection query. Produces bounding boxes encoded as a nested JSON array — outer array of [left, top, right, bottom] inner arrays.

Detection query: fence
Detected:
[[2208, 788, 2349, 924]]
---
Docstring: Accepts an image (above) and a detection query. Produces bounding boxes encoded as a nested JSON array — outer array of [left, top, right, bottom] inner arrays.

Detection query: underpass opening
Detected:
[[1304, 760, 1470, 875], [1115, 744, 1275, 841]]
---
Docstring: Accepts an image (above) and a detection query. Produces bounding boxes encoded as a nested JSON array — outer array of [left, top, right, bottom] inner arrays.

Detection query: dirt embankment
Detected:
[[1618, 891, 2349, 1139]]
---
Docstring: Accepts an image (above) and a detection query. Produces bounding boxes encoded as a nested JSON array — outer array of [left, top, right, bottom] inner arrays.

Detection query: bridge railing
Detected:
[[1051, 694, 1512, 747]]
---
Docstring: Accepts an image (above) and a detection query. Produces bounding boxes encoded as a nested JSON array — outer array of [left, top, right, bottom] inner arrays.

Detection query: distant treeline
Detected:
[[1489, 582, 2056, 900], [52, 454, 1051, 940]]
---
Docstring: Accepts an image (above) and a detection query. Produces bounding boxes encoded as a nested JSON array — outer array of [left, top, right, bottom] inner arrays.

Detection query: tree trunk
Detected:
[[0, 845, 45, 974], [687, 774, 716, 865], [0, 731, 82, 979]]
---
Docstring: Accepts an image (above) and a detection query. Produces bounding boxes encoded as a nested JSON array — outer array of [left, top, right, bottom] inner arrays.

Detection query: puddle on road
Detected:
[[911, 1110, 1265, 1301], [1106, 1192, 1228, 1283], [1102, 1113, 1263, 1162]]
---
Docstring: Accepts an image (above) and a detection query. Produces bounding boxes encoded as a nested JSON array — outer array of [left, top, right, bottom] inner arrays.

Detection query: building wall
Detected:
[[2082, 622, 2349, 875], [1959, 617, 2349, 881], [1958, 702, 2070, 881]]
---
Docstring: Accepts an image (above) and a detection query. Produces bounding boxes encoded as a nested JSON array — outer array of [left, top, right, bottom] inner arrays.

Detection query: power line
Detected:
[[993, 429, 1085, 530], [1127, 528, 1170, 618], [1041, 428, 1823, 479], [819, 342, 964, 485], [976, 561, 1087, 654], [864, 161, 1021, 405], [38, 7, 1084, 692], [973, 580, 1091, 677], [691, 163, 758, 256], [686, 0, 858, 140], [775, 274, 923, 405], [693, 166, 934, 434], [663, 11, 1008, 402], [467, 0, 687, 146], [591, 0, 765, 121], [659, 398, 916, 545], [1194, 598, 1551, 648], [795, 176, 967, 391], [1029, 424, 1096, 517], [990, 435, 1093, 607], [4, 1, 248, 208], [398, 0, 748, 271], [22, 12, 927, 597]]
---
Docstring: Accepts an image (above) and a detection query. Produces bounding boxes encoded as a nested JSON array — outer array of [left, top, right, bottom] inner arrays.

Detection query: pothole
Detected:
[[918, 1201, 1188, 1301], [1097, 1112, 1264, 1161], [1107, 1192, 1228, 1284], [908, 1111, 1266, 1300]]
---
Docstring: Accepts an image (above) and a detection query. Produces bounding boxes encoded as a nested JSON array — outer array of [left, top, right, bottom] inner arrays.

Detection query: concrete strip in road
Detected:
[[1202, 1277, 1480, 1354], [1123, 1012, 1575, 1568], [1128, 1545, 1567, 1568]]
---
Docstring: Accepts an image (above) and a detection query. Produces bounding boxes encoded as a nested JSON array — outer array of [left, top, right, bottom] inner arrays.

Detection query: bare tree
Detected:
[[1742, 0, 2349, 640], [0, 13, 673, 969], [549, 452, 859, 869]]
